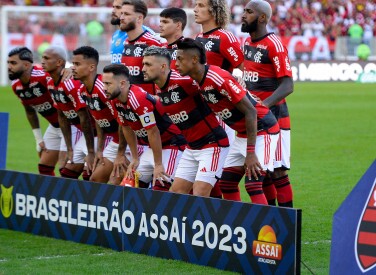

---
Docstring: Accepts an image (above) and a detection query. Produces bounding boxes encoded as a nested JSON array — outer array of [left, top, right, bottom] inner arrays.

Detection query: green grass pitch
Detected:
[[1, 82, 376, 274]]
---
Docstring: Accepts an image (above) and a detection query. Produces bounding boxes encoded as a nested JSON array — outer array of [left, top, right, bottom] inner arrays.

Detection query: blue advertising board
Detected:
[[0, 113, 9, 169], [0, 170, 301, 273], [331, 160, 376, 274]]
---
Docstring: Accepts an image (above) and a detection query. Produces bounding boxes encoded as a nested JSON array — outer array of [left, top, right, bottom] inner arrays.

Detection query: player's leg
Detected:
[[193, 146, 229, 197], [213, 118, 236, 199], [90, 141, 118, 183], [219, 137, 246, 201], [136, 147, 154, 189], [38, 124, 61, 176], [244, 134, 276, 205], [192, 181, 213, 197], [263, 173, 277, 205], [271, 129, 293, 207], [171, 149, 197, 194], [60, 130, 88, 179]]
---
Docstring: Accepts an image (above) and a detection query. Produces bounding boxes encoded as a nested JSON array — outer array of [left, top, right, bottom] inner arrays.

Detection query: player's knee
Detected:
[[271, 168, 287, 179]]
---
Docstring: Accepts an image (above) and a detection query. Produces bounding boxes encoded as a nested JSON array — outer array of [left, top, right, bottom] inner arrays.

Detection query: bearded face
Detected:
[[241, 16, 259, 33]]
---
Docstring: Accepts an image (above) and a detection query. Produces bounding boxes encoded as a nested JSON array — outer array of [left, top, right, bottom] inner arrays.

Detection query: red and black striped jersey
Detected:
[[195, 28, 244, 73], [164, 36, 184, 70], [47, 77, 91, 131], [111, 85, 186, 149], [11, 67, 59, 127], [155, 70, 228, 150], [243, 33, 292, 129], [121, 31, 162, 95], [199, 65, 279, 137], [79, 74, 119, 142]]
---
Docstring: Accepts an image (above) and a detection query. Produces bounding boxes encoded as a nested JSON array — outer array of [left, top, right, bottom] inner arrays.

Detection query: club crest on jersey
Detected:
[[170, 91, 181, 103], [205, 41, 214, 51], [203, 92, 218, 104], [254, 51, 263, 63], [133, 47, 143, 57], [171, 50, 177, 60], [355, 179, 376, 273], [116, 38, 122, 47]]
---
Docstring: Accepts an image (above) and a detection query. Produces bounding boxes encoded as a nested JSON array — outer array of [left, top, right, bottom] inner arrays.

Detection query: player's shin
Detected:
[[273, 174, 293, 207], [263, 175, 277, 206], [219, 167, 244, 201], [245, 171, 267, 205]]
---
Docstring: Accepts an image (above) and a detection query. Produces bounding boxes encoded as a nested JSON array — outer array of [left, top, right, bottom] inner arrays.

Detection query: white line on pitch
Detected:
[[0, 252, 116, 262], [303, 240, 331, 245]]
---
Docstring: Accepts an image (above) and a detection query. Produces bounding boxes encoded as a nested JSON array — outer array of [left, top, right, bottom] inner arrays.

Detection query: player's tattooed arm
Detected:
[[263, 76, 293, 108], [24, 105, 44, 153], [235, 97, 262, 179]]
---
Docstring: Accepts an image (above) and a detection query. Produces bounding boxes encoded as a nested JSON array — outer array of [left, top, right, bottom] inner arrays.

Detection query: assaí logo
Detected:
[[252, 225, 282, 265], [0, 185, 14, 218]]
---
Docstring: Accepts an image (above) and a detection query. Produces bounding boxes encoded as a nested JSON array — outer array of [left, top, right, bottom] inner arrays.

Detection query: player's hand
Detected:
[[125, 159, 140, 179], [152, 163, 170, 187], [244, 152, 263, 180], [85, 152, 95, 172], [38, 141, 48, 157], [112, 155, 130, 178], [60, 67, 73, 82], [93, 151, 104, 172]]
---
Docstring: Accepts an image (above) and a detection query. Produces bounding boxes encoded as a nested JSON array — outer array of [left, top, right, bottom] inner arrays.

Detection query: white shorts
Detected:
[[224, 134, 278, 172], [72, 136, 99, 164], [174, 146, 230, 186], [60, 126, 82, 151], [43, 124, 63, 151], [103, 140, 145, 163], [274, 129, 291, 169], [137, 148, 183, 184]]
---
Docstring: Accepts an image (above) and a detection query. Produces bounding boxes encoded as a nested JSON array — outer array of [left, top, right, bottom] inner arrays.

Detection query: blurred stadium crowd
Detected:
[[3, 0, 376, 40]]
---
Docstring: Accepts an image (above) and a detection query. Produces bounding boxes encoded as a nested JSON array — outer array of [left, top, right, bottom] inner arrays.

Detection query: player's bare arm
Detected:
[[235, 96, 262, 179], [122, 125, 140, 179], [93, 121, 105, 171], [24, 105, 45, 153], [147, 125, 168, 186], [77, 108, 95, 171], [112, 126, 130, 179], [263, 76, 293, 108]]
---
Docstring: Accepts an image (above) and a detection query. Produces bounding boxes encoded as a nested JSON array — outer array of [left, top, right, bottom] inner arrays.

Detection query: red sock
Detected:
[[245, 173, 267, 205], [219, 167, 243, 201], [60, 168, 80, 179], [273, 175, 293, 207], [153, 180, 171, 192], [38, 164, 55, 176], [82, 170, 91, 181], [210, 181, 222, 199], [263, 176, 277, 205]]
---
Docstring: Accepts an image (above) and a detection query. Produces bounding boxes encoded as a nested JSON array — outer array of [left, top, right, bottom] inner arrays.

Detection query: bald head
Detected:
[[248, 0, 272, 22]]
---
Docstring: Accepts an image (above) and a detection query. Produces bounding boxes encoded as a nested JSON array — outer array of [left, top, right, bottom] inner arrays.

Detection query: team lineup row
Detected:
[[7, 0, 294, 207]]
